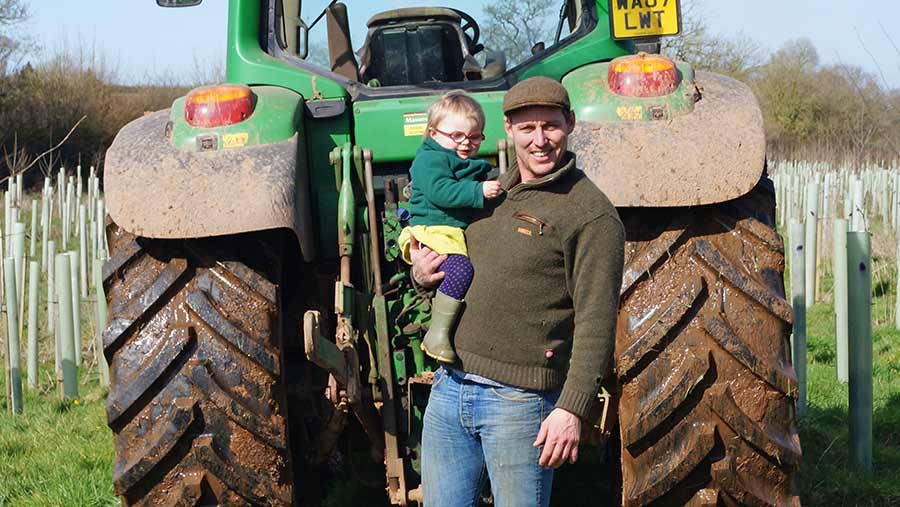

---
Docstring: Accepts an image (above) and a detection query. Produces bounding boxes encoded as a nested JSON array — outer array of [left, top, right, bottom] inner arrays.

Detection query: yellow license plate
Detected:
[[608, 0, 681, 40]]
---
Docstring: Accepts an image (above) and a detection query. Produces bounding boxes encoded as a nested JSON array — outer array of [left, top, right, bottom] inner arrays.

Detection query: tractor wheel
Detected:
[[615, 180, 802, 507], [102, 224, 295, 506]]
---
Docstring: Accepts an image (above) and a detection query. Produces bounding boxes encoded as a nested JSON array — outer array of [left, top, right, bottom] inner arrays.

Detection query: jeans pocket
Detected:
[[490, 385, 541, 403], [430, 367, 448, 390]]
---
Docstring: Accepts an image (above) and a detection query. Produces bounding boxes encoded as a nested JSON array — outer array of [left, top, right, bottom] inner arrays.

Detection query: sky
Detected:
[[21, 0, 900, 88]]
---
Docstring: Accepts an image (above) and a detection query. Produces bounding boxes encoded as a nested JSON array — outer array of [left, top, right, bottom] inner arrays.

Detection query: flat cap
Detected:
[[502, 76, 571, 114]]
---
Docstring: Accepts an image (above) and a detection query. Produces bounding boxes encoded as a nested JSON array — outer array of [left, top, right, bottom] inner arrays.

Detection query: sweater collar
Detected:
[[501, 152, 576, 192]]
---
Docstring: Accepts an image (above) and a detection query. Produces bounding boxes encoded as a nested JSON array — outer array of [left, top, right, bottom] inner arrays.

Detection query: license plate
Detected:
[[608, 0, 681, 40]]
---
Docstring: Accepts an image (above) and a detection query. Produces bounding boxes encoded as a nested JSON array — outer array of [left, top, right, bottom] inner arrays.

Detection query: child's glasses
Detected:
[[433, 128, 486, 145]]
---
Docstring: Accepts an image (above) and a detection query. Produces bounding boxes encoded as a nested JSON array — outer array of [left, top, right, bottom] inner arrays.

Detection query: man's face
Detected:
[[504, 106, 575, 182]]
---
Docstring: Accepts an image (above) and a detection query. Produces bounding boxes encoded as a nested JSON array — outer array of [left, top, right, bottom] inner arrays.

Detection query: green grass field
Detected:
[[798, 302, 900, 506], [1, 213, 900, 505], [0, 190, 117, 506], [0, 372, 115, 507]]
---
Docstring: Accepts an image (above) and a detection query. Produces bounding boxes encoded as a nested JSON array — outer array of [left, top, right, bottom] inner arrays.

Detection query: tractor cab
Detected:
[[356, 8, 497, 87], [283, 1, 584, 89]]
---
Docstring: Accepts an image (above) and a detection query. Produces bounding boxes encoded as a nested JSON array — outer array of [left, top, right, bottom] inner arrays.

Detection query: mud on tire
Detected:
[[616, 181, 802, 507], [103, 224, 294, 506]]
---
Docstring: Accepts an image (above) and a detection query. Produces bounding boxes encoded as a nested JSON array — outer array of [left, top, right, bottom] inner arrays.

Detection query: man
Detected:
[[413, 76, 625, 507]]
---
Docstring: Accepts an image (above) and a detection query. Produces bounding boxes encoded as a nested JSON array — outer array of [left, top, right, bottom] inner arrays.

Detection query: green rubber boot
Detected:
[[422, 291, 463, 363]]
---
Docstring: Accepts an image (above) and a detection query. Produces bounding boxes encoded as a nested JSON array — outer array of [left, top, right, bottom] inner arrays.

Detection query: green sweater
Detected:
[[408, 137, 493, 228], [453, 153, 625, 419]]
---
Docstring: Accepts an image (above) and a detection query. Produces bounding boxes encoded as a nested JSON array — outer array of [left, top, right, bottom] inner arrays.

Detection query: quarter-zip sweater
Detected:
[[408, 137, 493, 229], [453, 153, 625, 419]]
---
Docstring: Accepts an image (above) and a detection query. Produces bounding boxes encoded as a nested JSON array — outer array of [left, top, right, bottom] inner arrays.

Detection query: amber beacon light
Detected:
[[608, 53, 679, 97], [184, 84, 255, 127]]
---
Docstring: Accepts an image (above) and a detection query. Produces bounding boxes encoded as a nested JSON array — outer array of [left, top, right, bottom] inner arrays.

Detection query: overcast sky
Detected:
[[24, 1, 900, 88]]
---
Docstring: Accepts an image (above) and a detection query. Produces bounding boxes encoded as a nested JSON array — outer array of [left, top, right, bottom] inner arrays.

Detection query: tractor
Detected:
[[102, 0, 802, 505]]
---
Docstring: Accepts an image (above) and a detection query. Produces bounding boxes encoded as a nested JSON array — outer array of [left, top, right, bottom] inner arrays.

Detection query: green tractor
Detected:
[[102, 0, 801, 505]]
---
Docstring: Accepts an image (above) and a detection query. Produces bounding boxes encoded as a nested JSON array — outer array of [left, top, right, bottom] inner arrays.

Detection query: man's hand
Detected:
[[533, 408, 581, 468], [482, 180, 503, 199], [409, 236, 446, 288]]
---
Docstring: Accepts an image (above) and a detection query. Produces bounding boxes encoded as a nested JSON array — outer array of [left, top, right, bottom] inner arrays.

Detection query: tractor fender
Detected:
[[103, 109, 316, 261], [567, 71, 765, 207]]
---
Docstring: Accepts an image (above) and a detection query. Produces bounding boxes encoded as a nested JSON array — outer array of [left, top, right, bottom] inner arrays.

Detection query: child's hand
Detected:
[[482, 180, 503, 199]]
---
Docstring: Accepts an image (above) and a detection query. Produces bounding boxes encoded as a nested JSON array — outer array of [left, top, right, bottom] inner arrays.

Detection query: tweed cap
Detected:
[[502, 76, 571, 114]]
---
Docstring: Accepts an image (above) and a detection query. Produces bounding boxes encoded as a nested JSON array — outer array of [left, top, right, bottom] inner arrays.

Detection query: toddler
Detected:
[[399, 91, 503, 363]]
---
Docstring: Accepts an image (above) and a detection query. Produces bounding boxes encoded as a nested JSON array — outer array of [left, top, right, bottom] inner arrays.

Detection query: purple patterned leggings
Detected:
[[438, 254, 474, 300]]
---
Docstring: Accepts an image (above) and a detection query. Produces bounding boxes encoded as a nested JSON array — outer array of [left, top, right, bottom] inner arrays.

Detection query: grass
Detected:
[[784, 218, 900, 506], [799, 303, 900, 506], [0, 190, 113, 507], [0, 370, 115, 507]]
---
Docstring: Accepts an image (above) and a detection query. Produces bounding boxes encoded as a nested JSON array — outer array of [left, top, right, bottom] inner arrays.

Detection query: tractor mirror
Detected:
[[482, 50, 507, 79], [156, 0, 202, 7], [296, 19, 309, 59]]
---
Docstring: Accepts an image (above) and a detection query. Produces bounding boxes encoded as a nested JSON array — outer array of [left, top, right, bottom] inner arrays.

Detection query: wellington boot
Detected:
[[422, 291, 463, 363]]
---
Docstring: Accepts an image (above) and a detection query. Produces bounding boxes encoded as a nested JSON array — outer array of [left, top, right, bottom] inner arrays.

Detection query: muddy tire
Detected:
[[103, 224, 294, 506], [615, 181, 802, 507]]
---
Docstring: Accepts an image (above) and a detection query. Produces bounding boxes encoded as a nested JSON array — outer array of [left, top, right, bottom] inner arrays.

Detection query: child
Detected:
[[399, 91, 503, 363]]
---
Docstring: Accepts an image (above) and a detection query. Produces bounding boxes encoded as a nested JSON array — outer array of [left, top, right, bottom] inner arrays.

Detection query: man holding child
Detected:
[[411, 77, 625, 506]]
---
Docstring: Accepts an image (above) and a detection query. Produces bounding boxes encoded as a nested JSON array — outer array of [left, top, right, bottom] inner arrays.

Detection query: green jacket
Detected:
[[453, 153, 625, 420], [408, 137, 493, 229]]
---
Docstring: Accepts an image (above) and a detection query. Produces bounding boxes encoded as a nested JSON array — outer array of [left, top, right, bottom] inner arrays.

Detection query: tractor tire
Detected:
[[615, 181, 802, 507], [103, 224, 294, 507]]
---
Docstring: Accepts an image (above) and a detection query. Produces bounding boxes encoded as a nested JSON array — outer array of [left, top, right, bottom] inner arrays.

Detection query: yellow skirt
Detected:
[[398, 225, 468, 264]]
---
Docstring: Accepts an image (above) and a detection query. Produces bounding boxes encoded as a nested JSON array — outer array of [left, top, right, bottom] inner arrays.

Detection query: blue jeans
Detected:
[[421, 367, 560, 507]]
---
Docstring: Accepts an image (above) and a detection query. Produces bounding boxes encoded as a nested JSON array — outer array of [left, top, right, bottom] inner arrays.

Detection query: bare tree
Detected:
[[190, 51, 226, 86], [0, 0, 29, 75], [818, 64, 885, 165], [662, 1, 762, 81], [752, 38, 821, 142], [748, 37, 898, 163], [0, 41, 185, 174], [482, 0, 556, 67]]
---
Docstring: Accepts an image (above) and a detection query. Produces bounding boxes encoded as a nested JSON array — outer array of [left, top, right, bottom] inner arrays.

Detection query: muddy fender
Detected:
[[567, 71, 765, 207], [104, 106, 315, 261]]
